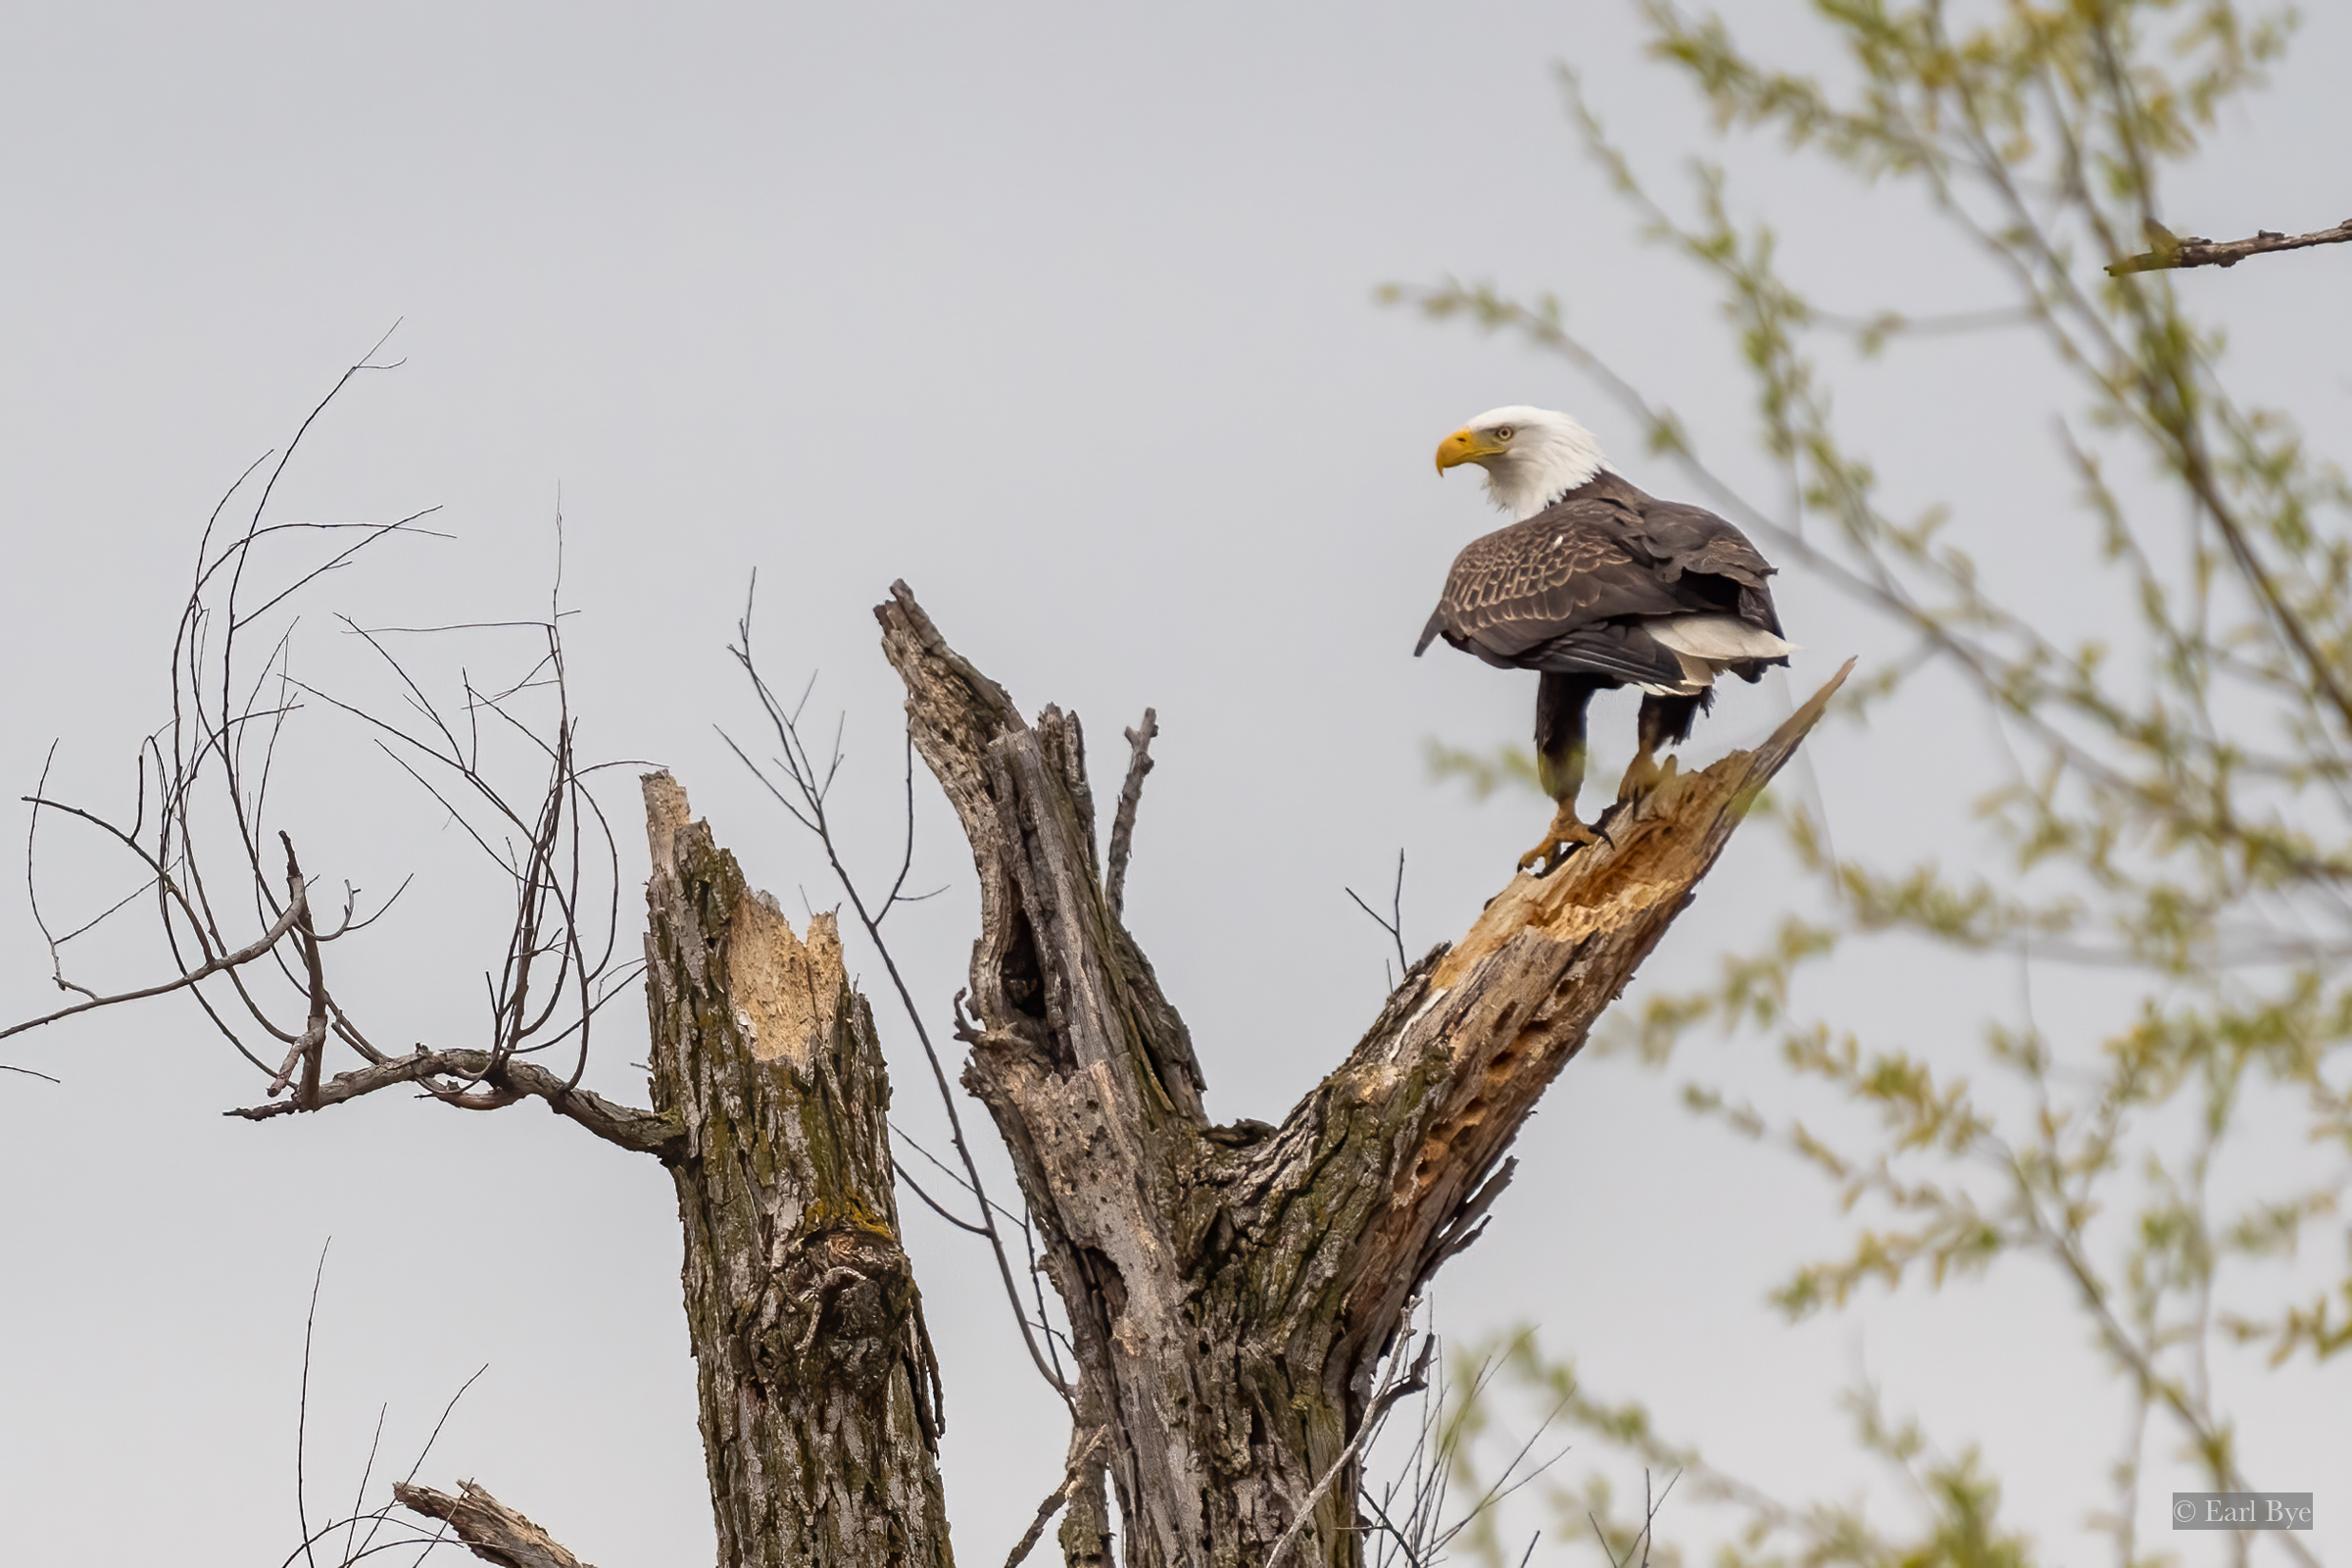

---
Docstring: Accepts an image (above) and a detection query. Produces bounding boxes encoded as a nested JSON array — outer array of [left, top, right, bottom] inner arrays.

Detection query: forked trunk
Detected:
[[876, 584, 1843, 1568]]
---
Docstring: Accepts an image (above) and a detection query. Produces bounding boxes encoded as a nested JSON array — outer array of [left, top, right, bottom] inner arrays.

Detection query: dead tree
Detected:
[[873, 584, 1846, 1568], [5, 364, 1842, 1567]]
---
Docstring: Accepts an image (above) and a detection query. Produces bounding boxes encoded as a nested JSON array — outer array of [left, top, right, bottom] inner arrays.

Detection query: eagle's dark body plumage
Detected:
[[1417, 466, 1790, 872]]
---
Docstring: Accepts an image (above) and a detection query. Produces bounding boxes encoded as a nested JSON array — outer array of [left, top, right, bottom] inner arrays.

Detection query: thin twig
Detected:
[[1345, 850, 1410, 978], [24, 742, 99, 1003], [342, 1362, 488, 1567], [296, 1242, 330, 1568], [894, 1157, 992, 1236], [344, 1403, 388, 1568]]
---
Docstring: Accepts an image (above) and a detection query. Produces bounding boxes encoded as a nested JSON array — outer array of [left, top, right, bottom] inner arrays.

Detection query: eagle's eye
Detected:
[[1494, 425, 1515, 441]]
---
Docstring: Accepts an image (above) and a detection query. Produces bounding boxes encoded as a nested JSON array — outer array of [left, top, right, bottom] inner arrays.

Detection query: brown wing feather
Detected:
[[1621, 500, 1784, 635], [1414, 477, 1788, 683], [1419, 501, 1708, 664]]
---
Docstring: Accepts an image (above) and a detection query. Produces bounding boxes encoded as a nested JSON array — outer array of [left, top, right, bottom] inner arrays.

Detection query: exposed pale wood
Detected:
[[393, 1480, 595, 1568], [878, 578, 1848, 1568], [641, 771, 953, 1568]]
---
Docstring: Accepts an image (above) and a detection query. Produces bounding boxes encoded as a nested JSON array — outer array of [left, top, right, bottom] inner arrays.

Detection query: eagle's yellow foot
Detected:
[[1517, 804, 1611, 876], [1617, 752, 1680, 804]]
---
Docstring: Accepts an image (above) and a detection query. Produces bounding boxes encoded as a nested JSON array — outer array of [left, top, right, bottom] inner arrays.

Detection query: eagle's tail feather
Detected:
[[1646, 612, 1798, 662]]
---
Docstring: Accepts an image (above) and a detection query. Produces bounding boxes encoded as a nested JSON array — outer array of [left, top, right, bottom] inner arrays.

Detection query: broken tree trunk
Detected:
[[393, 1480, 598, 1568], [877, 582, 1846, 1568], [642, 772, 953, 1568]]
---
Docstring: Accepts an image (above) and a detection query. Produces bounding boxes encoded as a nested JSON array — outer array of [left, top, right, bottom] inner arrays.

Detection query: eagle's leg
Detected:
[[1619, 691, 1707, 803], [1519, 673, 1605, 875]]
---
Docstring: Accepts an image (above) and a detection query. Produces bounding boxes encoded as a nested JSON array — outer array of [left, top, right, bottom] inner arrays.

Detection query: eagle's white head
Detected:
[[1434, 406, 1608, 520]]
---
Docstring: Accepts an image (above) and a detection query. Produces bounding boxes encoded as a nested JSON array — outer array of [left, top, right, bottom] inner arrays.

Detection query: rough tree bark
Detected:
[[876, 582, 1846, 1568], [641, 771, 953, 1568]]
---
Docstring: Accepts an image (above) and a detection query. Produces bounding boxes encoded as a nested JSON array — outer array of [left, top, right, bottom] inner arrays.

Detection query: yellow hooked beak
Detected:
[[1435, 426, 1506, 474]]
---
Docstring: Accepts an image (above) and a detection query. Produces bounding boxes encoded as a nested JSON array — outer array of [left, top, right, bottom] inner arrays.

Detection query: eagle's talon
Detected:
[[1617, 751, 1664, 804], [1518, 807, 1606, 876]]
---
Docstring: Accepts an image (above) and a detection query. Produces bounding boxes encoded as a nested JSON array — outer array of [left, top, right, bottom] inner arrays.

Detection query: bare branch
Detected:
[[1104, 708, 1157, 920], [2106, 217, 2352, 274], [296, 1242, 330, 1568], [0, 882, 307, 1043], [23, 742, 100, 1004], [270, 833, 329, 1107], [894, 1157, 992, 1236], [224, 1047, 685, 1160], [1345, 849, 1410, 980]]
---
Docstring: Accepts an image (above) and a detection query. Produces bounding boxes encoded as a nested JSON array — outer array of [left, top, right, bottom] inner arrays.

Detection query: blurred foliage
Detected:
[[1426, 739, 1547, 803], [1445, 1331, 2036, 1568], [1394, 2, 2346, 1565]]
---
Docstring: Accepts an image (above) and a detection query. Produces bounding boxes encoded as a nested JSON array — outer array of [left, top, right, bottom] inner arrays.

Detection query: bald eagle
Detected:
[[1417, 406, 1794, 874]]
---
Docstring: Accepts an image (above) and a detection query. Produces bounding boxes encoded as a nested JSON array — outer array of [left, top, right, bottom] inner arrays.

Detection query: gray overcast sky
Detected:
[[3, 3, 2346, 1564]]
